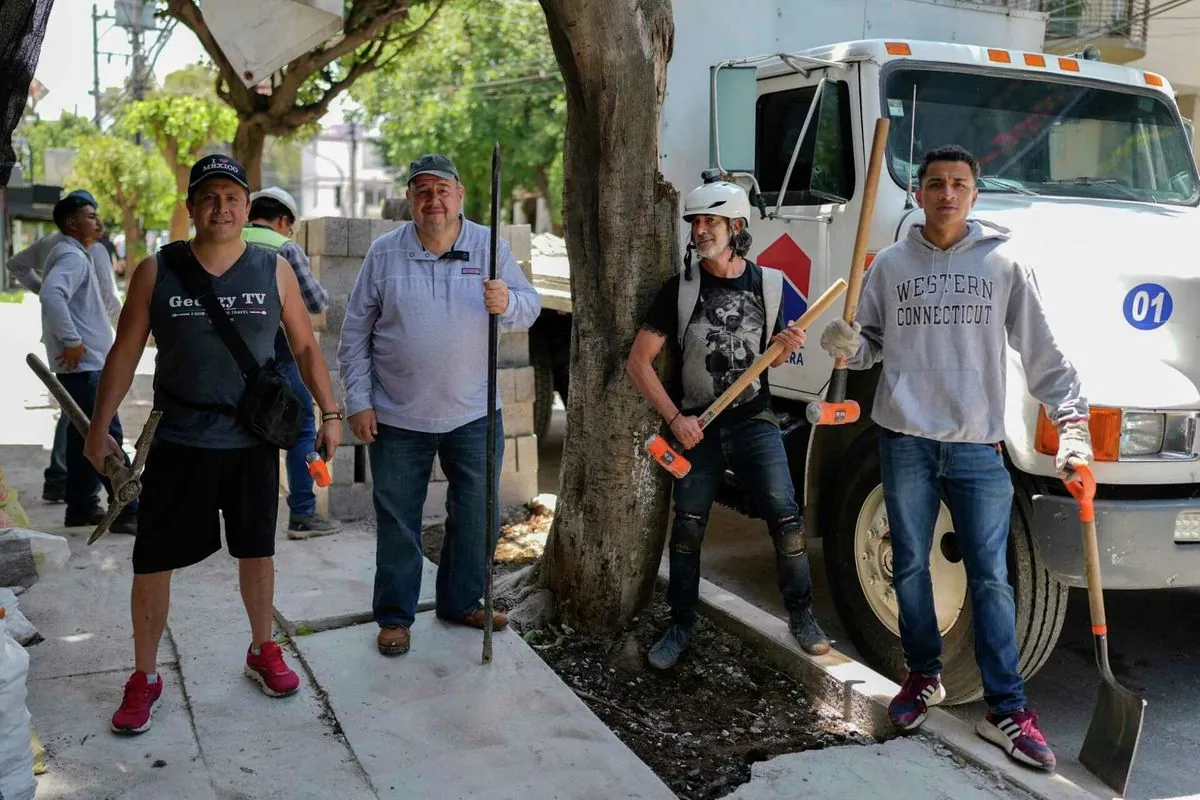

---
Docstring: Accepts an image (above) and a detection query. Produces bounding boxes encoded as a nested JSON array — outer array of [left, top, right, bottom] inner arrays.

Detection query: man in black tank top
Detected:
[[83, 154, 343, 736]]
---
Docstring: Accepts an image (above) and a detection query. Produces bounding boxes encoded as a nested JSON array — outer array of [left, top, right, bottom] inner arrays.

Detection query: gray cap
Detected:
[[407, 153, 460, 184]]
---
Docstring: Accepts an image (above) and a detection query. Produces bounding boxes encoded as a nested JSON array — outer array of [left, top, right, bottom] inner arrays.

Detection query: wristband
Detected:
[[668, 411, 681, 426], [321, 411, 344, 422]]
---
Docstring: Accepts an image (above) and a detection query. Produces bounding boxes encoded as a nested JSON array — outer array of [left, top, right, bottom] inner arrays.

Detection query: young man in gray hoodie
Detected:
[[819, 145, 1091, 772]]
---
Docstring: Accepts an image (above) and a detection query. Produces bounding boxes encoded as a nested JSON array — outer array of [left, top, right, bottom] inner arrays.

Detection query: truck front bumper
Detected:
[[1029, 494, 1200, 589]]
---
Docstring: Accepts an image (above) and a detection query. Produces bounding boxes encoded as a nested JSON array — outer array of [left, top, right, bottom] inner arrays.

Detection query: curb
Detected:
[[685, 572, 1117, 800]]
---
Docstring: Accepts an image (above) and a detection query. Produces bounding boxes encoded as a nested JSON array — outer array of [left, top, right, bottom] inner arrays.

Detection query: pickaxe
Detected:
[[646, 278, 848, 479], [26, 353, 160, 545], [805, 116, 890, 427]]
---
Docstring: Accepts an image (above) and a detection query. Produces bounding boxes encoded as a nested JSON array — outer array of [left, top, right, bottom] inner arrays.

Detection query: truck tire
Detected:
[[824, 429, 1068, 705]]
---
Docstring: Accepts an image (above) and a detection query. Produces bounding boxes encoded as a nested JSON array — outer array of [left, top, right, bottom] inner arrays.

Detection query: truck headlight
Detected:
[[1036, 408, 1197, 461]]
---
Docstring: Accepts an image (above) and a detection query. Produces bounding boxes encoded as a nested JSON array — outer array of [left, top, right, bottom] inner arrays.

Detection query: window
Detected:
[[882, 66, 1198, 205], [755, 79, 856, 207]]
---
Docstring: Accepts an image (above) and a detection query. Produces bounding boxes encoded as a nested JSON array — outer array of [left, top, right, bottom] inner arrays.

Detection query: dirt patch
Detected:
[[527, 589, 873, 799], [421, 499, 550, 579]]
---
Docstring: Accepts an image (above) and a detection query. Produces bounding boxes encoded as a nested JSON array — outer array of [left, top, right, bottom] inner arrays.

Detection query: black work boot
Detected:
[[789, 607, 830, 656]]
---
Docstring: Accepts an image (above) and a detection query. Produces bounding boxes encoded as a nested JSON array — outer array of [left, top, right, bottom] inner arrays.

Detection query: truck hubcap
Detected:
[[854, 485, 968, 637]]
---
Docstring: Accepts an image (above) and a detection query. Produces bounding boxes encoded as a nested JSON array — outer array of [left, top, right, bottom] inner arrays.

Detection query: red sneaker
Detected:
[[244, 641, 300, 697], [111, 671, 163, 734]]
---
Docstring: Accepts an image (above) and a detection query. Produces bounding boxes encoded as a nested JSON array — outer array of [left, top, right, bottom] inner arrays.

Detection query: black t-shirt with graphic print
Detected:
[[642, 260, 784, 429]]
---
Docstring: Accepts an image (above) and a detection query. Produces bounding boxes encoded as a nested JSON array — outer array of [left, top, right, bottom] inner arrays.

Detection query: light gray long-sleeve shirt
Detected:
[[40, 237, 116, 374], [847, 220, 1087, 443], [337, 218, 542, 434], [6, 232, 121, 323]]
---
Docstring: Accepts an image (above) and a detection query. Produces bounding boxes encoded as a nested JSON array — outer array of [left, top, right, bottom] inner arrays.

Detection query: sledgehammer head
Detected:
[[646, 434, 691, 479], [805, 399, 861, 426]]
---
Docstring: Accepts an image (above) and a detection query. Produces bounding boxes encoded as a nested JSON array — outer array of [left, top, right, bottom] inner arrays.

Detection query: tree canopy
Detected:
[[353, 0, 564, 224]]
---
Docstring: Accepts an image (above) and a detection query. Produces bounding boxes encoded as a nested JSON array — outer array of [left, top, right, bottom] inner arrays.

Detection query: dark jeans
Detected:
[[278, 359, 317, 518], [43, 413, 68, 490], [878, 430, 1026, 714], [58, 371, 138, 519], [666, 417, 814, 629], [369, 415, 504, 628]]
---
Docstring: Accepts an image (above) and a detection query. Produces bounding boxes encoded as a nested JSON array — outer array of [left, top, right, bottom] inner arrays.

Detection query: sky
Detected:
[[29, 1, 345, 123]]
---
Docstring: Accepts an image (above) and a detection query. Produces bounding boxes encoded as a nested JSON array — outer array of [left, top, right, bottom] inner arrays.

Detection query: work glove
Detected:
[[819, 319, 861, 360], [1055, 419, 1092, 478]]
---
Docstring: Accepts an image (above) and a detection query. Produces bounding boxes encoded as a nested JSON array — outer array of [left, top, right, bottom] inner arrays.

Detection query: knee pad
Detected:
[[670, 511, 707, 555], [770, 514, 807, 558]]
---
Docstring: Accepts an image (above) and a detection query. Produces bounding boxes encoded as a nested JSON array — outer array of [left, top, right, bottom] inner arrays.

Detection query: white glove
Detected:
[[819, 319, 861, 360], [1055, 419, 1092, 477]]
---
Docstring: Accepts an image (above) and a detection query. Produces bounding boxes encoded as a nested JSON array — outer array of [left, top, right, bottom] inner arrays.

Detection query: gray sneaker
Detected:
[[287, 514, 344, 540], [789, 607, 830, 655], [647, 625, 690, 670]]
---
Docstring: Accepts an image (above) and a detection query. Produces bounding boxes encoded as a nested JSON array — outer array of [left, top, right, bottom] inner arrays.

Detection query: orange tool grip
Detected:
[[1062, 463, 1096, 523], [1092, 624, 1108, 636], [306, 452, 332, 488]]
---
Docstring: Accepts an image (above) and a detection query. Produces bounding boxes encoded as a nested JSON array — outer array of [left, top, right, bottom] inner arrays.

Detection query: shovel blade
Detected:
[[1079, 679, 1146, 797]]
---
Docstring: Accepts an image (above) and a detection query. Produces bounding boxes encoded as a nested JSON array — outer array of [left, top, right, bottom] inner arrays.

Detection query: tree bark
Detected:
[[517, 0, 677, 631], [232, 120, 267, 190], [166, 140, 191, 241]]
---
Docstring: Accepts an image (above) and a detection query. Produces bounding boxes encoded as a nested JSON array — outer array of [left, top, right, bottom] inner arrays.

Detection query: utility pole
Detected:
[[92, 5, 101, 125]]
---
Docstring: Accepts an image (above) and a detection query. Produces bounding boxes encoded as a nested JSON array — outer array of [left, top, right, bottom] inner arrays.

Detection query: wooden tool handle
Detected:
[[1064, 464, 1107, 634], [843, 117, 890, 326], [698, 278, 847, 429]]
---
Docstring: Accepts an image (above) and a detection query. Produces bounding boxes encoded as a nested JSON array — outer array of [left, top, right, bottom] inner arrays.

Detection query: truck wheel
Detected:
[[825, 430, 1067, 705], [531, 338, 554, 441]]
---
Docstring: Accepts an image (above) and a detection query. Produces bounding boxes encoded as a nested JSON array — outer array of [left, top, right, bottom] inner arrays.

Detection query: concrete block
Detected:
[[500, 463, 537, 506], [501, 400, 534, 438], [308, 255, 364, 297], [306, 216, 348, 257], [370, 218, 400, 241], [330, 442, 369, 486], [291, 617, 676, 800], [329, 482, 375, 521], [323, 292, 347, 336], [502, 437, 517, 473], [498, 330, 530, 367], [499, 365, 534, 404], [347, 218, 373, 258], [292, 220, 308, 251], [515, 433, 538, 473]]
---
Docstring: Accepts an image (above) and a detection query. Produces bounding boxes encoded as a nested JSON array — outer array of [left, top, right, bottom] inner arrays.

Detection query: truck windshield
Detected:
[[882, 67, 1199, 206]]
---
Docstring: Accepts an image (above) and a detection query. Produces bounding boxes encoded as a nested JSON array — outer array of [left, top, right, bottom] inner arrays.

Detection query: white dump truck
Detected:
[[617, 1, 1200, 704]]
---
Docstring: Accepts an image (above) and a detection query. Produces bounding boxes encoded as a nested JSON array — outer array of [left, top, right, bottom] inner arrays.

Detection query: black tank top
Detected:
[[150, 244, 282, 448]]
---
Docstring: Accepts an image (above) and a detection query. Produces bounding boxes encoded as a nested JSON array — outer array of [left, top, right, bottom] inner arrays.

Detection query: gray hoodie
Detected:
[[847, 220, 1087, 443]]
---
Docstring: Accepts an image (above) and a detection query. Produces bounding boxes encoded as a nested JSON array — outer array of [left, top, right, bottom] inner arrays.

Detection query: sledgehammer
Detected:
[[646, 278, 847, 479], [805, 117, 890, 427]]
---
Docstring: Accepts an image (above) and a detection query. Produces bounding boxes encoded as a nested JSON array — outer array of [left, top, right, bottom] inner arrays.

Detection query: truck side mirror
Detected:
[[709, 65, 757, 175]]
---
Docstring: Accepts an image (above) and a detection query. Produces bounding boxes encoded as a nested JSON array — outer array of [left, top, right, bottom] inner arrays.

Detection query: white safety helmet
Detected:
[[681, 179, 752, 224], [249, 186, 300, 221]]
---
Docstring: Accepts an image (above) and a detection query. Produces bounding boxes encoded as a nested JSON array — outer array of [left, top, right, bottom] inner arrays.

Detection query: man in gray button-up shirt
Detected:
[[338, 153, 541, 657]]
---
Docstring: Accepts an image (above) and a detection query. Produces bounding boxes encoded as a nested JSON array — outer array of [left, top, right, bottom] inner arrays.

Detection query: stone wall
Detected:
[[292, 217, 540, 523]]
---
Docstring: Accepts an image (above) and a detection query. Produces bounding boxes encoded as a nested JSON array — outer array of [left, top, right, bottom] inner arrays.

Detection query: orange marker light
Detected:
[[1024, 54, 1047, 67], [885, 42, 911, 56], [1035, 408, 1122, 462], [988, 49, 1011, 63], [1145, 72, 1164, 87], [1059, 57, 1080, 72]]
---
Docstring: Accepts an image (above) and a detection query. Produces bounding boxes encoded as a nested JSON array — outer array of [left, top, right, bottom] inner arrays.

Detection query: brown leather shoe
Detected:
[[377, 626, 410, 656], [461, 608, 508, 630]]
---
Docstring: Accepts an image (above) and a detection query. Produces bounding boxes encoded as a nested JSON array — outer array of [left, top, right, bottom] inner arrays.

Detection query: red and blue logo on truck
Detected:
[[757, 232, 811, 324]]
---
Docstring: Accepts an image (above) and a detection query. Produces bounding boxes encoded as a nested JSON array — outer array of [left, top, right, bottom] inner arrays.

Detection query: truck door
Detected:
[[750, 68, 860, 399]]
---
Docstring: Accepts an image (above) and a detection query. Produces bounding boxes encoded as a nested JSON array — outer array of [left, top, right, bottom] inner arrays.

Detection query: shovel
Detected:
[[1063, 463, 1146, 796]]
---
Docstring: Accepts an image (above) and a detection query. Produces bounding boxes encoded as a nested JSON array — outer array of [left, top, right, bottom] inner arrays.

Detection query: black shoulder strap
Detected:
[[161, 240, 261, 378]]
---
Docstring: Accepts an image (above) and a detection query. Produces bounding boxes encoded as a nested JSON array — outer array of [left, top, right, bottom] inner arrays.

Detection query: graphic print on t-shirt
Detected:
[[165, 292, 272, 319], [681, 284, 765, 412]]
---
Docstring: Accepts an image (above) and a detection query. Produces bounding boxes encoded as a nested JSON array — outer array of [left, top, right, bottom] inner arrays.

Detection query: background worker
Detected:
[[819, 145, 1091, 771], [625, 178, 829, 669], [6, 188, 121, 503], [243, 186, 342, 537], [40, 192, 137, 533]]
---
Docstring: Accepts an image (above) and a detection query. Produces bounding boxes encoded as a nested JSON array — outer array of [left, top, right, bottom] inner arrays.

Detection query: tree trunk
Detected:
[[169, 162, 191, 242], [120, 204, 142, 272], [232, 120, 267, 190], [517, 0, 677, 631]]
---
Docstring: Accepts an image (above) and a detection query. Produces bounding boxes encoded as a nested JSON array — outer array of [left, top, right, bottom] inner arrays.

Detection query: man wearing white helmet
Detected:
[[626, 175, 830, 668], [243, 186, 342, 537]]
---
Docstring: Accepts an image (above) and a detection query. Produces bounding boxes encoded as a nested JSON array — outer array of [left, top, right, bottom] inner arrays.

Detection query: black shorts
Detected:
[[134, 439, 279, 574]]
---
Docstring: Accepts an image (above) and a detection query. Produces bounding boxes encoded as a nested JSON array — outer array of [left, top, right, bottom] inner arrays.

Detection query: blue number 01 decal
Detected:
[[1123, 283, 1173, 330]]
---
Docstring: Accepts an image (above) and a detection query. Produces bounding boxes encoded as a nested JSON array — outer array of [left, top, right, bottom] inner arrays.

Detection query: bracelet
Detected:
[[668, 411, 681, 425], [321, 411, 344, 422]]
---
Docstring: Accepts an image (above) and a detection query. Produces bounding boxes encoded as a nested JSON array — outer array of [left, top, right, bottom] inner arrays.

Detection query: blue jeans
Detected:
[[279, 359, 317, 518], [44, 413, 68, 490], [58, 371, 138, 519], [879, 430, 1026, 714], [667, 417, 813, 629], [369, 415, 504, 628]]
